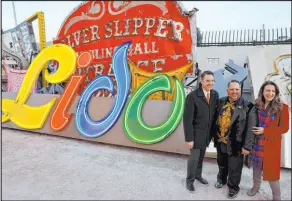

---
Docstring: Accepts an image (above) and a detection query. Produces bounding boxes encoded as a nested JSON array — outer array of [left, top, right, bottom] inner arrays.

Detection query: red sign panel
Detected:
[[54, 1, 193, 96]]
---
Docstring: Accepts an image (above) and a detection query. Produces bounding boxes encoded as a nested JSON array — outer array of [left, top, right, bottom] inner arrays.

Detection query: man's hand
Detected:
[[241, 148, 250, 155], [186, 141, 194, 149]]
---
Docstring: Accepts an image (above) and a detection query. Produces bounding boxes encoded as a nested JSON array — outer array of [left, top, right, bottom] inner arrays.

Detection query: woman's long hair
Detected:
[[256, 81, 283, 115]]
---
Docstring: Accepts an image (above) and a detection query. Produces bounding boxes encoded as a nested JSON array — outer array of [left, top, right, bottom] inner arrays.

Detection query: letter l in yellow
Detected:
[[2, 44, 76, 129]]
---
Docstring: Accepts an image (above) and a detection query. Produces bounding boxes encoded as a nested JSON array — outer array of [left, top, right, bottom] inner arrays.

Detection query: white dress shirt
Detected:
[[202, 88, 211, 99]]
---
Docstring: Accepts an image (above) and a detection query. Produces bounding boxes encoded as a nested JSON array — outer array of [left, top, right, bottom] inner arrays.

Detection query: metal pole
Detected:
[[12, 1, 18, 26], [262, 24, 265, 42]]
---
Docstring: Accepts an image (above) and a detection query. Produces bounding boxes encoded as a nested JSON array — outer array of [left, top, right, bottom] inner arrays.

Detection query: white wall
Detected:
[[197, 45, 291, 75], [248, 45, 291, 94], [197, 46, 262, 72]]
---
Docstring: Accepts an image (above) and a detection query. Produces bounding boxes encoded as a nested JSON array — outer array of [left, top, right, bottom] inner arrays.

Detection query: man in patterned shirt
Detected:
[[212, 80, 257, 199]]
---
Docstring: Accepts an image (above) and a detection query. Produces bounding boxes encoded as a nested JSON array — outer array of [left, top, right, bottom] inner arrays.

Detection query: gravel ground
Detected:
[[2, 128, 291, 200]]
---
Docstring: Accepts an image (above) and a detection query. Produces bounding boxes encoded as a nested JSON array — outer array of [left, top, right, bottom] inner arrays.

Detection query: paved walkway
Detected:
[[2, 128, 291, 200]]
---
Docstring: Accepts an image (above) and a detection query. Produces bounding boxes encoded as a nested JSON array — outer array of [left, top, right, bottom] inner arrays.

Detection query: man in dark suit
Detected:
[[183, 70, 219, 193], [213, 80, 256, 199]]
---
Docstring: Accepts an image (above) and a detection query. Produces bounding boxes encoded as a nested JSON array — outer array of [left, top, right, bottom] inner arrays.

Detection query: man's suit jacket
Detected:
[[213, 96, 257, 155], [183, 87, 219, 149]]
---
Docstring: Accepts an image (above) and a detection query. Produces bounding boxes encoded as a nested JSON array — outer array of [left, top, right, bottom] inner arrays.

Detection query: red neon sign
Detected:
[[53, 1, 193, 96]]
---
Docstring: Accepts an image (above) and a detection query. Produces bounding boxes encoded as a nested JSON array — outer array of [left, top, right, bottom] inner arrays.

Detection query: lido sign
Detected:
[[2, 1, 194, 145], [1, 42, 185, 144]]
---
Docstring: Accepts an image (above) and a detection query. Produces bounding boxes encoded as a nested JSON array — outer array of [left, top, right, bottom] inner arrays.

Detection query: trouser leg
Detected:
[[195, 148, 206, 179], [227, 154, 244, 193], [216, 148, 228, 184], [186, 149, 201, 184]]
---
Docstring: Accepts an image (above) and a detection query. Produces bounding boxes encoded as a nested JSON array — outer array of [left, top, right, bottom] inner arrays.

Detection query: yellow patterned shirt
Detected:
[[217, 101, 236, 144]]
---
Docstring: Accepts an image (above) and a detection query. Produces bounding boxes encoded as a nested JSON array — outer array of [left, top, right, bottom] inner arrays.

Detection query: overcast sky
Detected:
[[2, 1, 291, 42]]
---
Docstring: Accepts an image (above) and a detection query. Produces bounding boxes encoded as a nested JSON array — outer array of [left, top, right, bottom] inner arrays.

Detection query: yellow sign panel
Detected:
[[129, 61, 193, 100]]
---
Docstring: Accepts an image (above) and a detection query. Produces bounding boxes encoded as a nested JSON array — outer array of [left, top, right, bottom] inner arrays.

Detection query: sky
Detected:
[[1, 1, 291, 42]]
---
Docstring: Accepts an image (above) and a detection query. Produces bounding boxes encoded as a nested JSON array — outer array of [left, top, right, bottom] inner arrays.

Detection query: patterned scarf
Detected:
[[249, 106, 276, 170], [217, 101, 235, 144]]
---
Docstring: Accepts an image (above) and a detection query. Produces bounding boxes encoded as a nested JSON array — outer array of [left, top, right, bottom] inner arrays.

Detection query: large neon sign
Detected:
[[2, 42, 186, 144], [54, 1, 193, 98], [2, 1, 194, 146]]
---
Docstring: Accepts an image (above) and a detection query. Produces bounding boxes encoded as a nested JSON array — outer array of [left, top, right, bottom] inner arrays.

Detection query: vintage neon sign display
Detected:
[[54, 1, 193, 98], [1, 42, 185, 144]]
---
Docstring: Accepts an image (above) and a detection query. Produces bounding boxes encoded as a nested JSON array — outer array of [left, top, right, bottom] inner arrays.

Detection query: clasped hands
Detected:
[[252, 127, 264, 135]]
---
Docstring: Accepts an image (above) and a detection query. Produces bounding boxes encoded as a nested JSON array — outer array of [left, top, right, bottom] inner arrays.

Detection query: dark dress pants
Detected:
[[186, 148, 206, 184], [216, 144, 244, 193]]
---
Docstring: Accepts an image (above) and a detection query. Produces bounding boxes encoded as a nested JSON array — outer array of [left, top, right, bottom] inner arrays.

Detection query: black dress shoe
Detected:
[[186, 182, 195, 193], [195, 177, 209, 185], [228, 191, 238, 199], [215, 181, 224, 189]]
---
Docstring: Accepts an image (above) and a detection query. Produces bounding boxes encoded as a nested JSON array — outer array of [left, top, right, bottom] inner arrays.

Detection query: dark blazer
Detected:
[[183, 87, 219, 149], [212, 96, 257, 155]]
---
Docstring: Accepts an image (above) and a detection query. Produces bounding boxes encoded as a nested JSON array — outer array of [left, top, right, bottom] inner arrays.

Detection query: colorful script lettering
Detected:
[[1, 41, 186, 144]]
